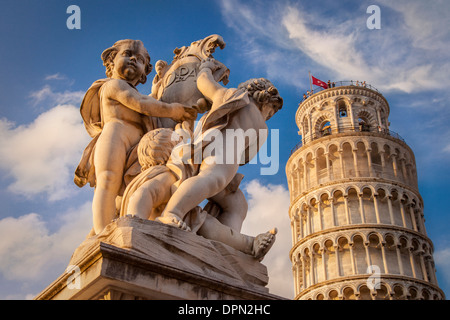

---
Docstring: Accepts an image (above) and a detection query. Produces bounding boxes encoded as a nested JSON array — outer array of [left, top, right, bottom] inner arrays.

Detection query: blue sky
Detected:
[[0, 0, 449, 299]]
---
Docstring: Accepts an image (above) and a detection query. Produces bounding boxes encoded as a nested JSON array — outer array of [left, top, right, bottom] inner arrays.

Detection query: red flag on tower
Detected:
[[311, 75, 328, 89]]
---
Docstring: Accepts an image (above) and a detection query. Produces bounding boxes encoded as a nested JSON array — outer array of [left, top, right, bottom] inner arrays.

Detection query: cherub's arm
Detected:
[[197, 59, 227, 104], [105, 79, 196, 121]]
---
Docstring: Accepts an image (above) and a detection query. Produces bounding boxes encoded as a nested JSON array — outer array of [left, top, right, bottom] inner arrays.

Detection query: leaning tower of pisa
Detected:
[[286, 83, 445, 300]]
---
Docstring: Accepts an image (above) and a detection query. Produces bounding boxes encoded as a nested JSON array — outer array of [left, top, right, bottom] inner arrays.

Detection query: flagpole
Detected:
[[308, 70, 312, 94]]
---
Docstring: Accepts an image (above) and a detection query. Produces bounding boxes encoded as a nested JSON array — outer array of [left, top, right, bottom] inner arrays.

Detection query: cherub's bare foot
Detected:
[[253, 228, 277, 261], [156, 213, 191, 231]]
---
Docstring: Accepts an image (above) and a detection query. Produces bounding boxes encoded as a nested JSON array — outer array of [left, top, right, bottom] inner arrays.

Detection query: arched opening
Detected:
[[358, 117, 370, 132], [368, 233, 384, 273], [324, 239, 336, 279], [353, 235, 367, 274], [375, 284, 390, 300], [320, 121, 332, 136], [313, 243, 324, 283], [376, 188, 391, 224], [362, 187, 376, 223], [347, 187, 361, 224], [310, 198, 319, 233], [385, 234, 399, 274], [399, 237, 413, 277], [358, 285, 372, 300], [343, 287, 356, 300], [338, 100, 348, 118], [333, 190, 347, 226], [328, 144, 340, 179], [328, 290, 339, 300], [316, 148, 327, 184], [338, 237, 352, 276], [356, 141, 369, 177], [393, 285, 406, 300], [342, 142, 354, 177]]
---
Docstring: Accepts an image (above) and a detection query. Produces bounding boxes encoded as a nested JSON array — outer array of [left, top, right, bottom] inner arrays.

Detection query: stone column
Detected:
[[396, 244, 404, 275], [310, 253, 315, 286], [376, 107, 383, 128], [409, 205, 418, 232], [299, 212, 305, 239], [391, 154, 398, 178], [301, 256, 307, 290], [296, 169, 302, 196], [334, 245, 341, 277], [364, 242, 372, 269], [292, 214, 298, 244], [349, 242, 357, 275], [387, 195, 395, 225], [317, 200, 323, 231], [399, 201, 407, 228], [330, 198, 336, 227], [339, 150, 345, 179], [325, 153, 332, 181], [352, 149, 360, 177], [366, 149, 373, 177], [349, 103, 355, 130], [419, 253, 429, 282], [379, 151, 386, 179], [358, 193, 366, 224], [344, 194, 351, 225], [321, 247, 327, 281], [373, 193, 381, 224], [314, 157, 320, 186], [304, 162, 309, 190], [409, 247, 417, 278], [381, 242, 388, 273], [306, 206, 312, 235]]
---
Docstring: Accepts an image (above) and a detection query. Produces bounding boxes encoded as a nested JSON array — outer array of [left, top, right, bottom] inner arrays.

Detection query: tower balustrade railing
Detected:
[[290, 125, 405, 155]]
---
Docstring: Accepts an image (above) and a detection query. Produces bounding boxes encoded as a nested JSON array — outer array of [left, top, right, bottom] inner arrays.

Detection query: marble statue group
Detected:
[[74, 35, 283, 261]]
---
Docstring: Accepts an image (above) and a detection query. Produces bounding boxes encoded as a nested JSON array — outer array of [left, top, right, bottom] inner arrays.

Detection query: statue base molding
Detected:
[[35, 216, 282, 300]]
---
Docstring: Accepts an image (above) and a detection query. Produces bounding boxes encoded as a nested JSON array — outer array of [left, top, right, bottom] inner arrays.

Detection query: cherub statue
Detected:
[[120, 127, 277, 261], [74, 39, 197, 235], [156, 58, 283, 235]]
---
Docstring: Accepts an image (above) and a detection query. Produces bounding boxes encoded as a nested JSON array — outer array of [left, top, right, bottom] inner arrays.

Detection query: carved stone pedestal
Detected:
[[35, 216, 282, 300]]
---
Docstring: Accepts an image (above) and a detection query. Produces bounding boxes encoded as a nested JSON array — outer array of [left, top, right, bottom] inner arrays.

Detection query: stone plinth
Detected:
[[35, 216, 282, 300]]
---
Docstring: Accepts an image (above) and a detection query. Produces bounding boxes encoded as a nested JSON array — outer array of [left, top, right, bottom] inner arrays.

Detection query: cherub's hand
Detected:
[[170, 103, 197, 122], [199, 57, 220, 72]]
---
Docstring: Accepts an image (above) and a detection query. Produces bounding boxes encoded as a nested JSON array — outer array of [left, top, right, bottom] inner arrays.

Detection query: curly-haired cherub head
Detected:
[[238, 78, 283, 120], [137, 128, 181, 171], [101, 39, 153, 85]]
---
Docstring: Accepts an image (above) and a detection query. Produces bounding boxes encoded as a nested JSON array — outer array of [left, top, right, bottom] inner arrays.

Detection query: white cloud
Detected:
[[44, 73, 66, 81], [0, 105, 90, 201], [0, 201, 92, 298], [30, 85, 84, 106], [219, 0, 450, 94], [241, 179, 294, 299], [435, 247, 450, 287], [378, 0, 450, 51]]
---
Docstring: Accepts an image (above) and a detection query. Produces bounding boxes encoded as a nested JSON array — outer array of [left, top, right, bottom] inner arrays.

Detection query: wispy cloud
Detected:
[[241, 179, 294, 298], [29, 85, 84, 106], [218, 0, 450, 94], [434, 247, 450, 288], [44, 73, 67, 81], [0, 105, 90, 201]]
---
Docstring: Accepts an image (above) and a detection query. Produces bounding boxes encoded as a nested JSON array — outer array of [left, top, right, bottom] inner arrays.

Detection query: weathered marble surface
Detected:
[[36, 216, 282, 300]]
